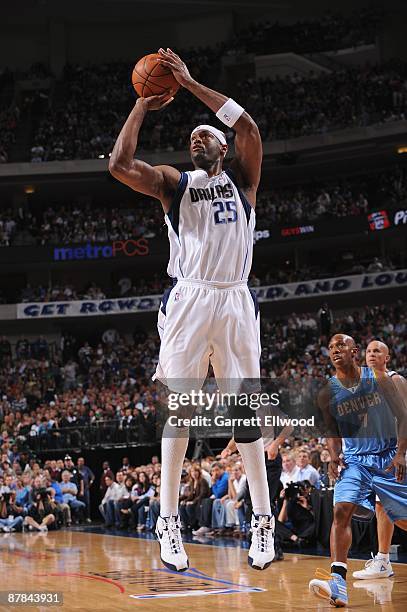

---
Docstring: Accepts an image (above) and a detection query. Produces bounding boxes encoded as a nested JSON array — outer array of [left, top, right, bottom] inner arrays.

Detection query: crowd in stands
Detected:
[[0, 204, 161, 247], [9, 254, 395, 306], [96, 441, 329, 545], [17, 279, 165, 304], [0, 440, 329, 548], [260, 302, 406, 379], [254, 164, 407, 226], [28, 45, 220, 163], [227, 8, 383, 56], [27, 59, 407, 161], [0, 8, 390, 164], [19, 282, 107, 303], [0, 67, 18, 164], [243, 60, 407, 143], [0, 165, 406, 247], [0, 453, 94, 532]]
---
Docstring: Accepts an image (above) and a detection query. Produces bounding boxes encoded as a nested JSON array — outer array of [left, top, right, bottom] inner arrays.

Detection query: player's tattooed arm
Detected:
[[157, 48, 262, 205], [109, 96, 180, 213], [317, 384, 343, 480]]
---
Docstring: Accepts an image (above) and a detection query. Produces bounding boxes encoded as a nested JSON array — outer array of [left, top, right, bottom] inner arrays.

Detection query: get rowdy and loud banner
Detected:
[[16, 269, 407, 319]]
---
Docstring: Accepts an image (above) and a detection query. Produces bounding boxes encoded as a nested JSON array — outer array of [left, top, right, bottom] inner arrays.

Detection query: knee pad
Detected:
[[229, 400, 262, 443]]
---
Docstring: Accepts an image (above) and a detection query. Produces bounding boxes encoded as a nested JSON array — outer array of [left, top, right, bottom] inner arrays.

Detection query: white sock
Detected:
[[159, 423, 189, 517], [377, 552, 390, 562], [236, 438, 271, 516]]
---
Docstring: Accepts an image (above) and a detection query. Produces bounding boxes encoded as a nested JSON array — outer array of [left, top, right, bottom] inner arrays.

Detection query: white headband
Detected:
[[190, 124, 227, 146]]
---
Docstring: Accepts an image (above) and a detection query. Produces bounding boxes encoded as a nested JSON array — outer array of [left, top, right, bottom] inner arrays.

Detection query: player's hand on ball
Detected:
[[157, 48, 193, 87], [385, 451, 406, 482], [137, 92, 174, 111]]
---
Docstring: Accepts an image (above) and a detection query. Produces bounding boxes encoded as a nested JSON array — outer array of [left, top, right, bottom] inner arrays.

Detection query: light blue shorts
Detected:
[[333, 450, 407, 522]]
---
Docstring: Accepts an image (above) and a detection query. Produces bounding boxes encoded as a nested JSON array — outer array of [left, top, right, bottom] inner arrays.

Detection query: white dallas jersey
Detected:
[[165, 168, 255, 282]]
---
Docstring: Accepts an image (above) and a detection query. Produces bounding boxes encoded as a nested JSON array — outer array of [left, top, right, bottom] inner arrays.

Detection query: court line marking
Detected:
[[130, 587, 266, 599], [157, 566, 268, 589], [34, 572, 126, 593]]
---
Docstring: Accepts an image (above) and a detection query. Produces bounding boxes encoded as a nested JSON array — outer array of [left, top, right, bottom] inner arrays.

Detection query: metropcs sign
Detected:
[[53, 239, 149, 261], [16, 269, 407, 319]]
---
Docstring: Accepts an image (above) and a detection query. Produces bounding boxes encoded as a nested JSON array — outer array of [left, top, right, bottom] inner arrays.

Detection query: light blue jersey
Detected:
[[331, 368, 407, 521], [329, 366, 397, 458]]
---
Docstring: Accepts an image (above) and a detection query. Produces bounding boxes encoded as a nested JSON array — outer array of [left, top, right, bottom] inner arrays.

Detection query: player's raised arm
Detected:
[[157, 48, 262, 205], [109, 94, 181, 212]]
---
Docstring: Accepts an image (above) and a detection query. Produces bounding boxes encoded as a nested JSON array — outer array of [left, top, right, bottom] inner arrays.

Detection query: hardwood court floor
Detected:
[[1, 531, 406, 611]]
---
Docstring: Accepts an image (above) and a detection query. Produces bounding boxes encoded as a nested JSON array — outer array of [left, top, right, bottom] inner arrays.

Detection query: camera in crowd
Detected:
[[284, 480, 313, 501], [0, 491, 12, 503], [35, 488, 51, 502]]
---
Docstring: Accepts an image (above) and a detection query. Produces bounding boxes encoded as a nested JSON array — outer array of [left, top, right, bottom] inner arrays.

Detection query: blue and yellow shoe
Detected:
[[309, 569, 348, 607]]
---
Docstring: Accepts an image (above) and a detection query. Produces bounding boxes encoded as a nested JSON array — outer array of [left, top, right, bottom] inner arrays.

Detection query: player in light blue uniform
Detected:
[[309, 334, 407, 607]]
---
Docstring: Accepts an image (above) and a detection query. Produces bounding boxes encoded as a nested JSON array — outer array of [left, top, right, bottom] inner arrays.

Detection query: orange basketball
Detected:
[[132, 53, 180, 98]]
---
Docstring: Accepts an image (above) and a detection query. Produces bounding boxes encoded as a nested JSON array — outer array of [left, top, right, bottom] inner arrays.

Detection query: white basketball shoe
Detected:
[[248, 514, 275, 570], [155, 515, 189, 572], [352, 554, 394, 579]]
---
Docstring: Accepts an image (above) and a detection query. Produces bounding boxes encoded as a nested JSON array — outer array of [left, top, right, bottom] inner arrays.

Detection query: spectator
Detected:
[[0, 490, 24, 532], [319, 449, 332, 488], [147, 474, 161, 531], [225, 464, 247, 535], [99, 474, 121, 527], [43, 469, 71, 526], [115, 474, 136, 529], [130, 471, 155, 531], [99, 461, 114, 494], [15, 473, 32, 511], [16, 337, 30, 359], [121, 456, 131, 472], [193, 461, 228, 536], [0, 336, 11, 365], [277, 480, 316, 546], [179, 464, 210, 531], [25, 486, 59, 532], [77, 457, 95, 522], [280, 452, 301, 488], [64, 455, 84, 498], [295, 449, 321, 488], [60, 470, 86, 522], [318, 303, 333, 338]]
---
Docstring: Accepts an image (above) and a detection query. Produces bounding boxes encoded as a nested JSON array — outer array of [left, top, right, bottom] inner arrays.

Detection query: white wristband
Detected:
[[216, 98, 244, 127]]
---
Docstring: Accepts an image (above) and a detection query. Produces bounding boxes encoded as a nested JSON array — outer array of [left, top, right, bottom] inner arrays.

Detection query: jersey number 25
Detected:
[[212, 200, 238, 225]]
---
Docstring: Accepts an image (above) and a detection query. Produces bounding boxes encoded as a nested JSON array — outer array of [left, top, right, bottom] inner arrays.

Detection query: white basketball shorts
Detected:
[[153, 278, 261, 392]]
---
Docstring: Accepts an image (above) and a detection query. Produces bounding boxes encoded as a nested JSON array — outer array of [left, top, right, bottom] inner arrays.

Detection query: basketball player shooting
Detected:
[[109, 48, 274, 572], [308, 334, 407, 607]]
